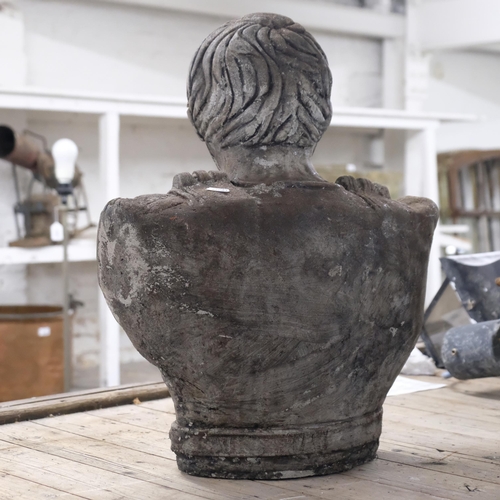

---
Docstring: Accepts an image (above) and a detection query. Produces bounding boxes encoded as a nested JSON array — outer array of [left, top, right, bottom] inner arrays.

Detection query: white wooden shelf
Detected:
[[0, 227, 97, 265], [0, 86, 479, 389], [0, 87, 477, 128], [0, 239, 96, 265]]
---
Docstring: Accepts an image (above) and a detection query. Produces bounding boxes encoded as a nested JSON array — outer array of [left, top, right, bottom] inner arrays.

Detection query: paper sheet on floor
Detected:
[[387, 375, 446, 397]]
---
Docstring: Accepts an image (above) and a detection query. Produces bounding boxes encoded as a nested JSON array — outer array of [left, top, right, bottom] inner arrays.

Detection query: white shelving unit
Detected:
[[0, 86, 477, 388], [0, 234, 96, 265]]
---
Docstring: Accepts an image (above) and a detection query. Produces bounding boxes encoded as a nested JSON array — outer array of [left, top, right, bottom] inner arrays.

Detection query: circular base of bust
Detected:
[[176, 440, 378, 479], [170, 409, 382, 479]]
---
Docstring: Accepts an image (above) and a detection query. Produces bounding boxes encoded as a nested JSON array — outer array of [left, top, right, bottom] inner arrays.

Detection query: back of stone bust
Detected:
[[187, 13, 332, 185], [98, 13, 439, 480]]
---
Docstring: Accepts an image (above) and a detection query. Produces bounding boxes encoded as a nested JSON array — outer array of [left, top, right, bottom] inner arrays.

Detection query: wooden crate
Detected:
[[0, 305, 64, 402]]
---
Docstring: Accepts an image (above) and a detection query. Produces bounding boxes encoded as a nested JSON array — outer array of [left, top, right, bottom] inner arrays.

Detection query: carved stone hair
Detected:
[[187, 13, 332, 149]]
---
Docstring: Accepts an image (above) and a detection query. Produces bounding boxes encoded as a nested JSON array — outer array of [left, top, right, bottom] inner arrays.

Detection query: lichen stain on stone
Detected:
[[328, 265, 342, 277], [105, 239, 117, 266], [111, 223, 151, 307]]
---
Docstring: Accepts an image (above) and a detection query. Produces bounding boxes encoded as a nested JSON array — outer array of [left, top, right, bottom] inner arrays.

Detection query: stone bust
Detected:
[[98, 13, 438, 479], [187, 13, 331, 186]]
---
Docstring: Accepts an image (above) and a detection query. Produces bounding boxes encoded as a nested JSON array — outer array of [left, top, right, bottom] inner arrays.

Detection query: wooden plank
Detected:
[[257, 474, 451, 500], [139, 397, 176, 414], [29, 405, 500, 498], [381, 419, 500, 462], [265, 477, 446, 500], [86, 403, 175, 434], [0, 382, 169, 425], [260, 441, 500, 500], [384, 404, 500, 438], [378, 444, 500, 486], [35, 412, 176, 460], [0, 421, 317, 500], [0, 432, 451, 500], [1, 377, 500, 499], [345, 457, 500, 499], [447, 376, 500, 393], [385, 379, 500, 415], [0, 448, 202, 500], [87, 400, 500, 499], [0, 470, 87, 500], [384, 391, 500, 421]]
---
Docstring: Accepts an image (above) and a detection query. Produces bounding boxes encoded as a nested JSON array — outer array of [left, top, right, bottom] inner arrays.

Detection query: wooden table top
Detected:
[[0, 375, 499, 499]]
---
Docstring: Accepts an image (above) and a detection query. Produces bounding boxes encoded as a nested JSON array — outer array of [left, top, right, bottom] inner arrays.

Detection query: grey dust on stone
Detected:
[[98, 12, 438, 480]]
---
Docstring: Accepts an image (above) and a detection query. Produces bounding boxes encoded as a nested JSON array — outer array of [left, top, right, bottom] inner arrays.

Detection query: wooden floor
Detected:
[[0, 376, 499, 499]]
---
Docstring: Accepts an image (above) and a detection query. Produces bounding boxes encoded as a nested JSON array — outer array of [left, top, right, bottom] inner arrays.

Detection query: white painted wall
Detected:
[[16, 0, 382, 106], [0, 2, 26, 86], [425, 49, 500, 152], [17, 0, 226, 97], [1, 0, 383, 377]]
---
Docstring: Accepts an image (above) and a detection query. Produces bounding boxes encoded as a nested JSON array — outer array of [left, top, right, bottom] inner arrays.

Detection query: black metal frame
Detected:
[[420, 277, 450, 368]]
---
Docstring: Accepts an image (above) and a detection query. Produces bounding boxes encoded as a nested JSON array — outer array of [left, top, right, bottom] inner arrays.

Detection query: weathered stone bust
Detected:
[[98, 13, 438, 479]]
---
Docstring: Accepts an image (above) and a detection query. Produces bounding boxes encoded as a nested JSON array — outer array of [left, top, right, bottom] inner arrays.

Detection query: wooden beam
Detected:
[[94, 0, 405, 39], [419, 0, 500, 51], [0, 382, 169, 424]]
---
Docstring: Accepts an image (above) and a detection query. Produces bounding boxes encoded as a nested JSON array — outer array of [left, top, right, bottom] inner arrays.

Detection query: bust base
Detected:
[[175, 440, 378, 479], [170, 409, 382, 479]]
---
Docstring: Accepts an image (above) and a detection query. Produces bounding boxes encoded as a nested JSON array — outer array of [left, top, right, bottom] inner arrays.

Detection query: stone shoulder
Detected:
[[335, 175, 439, 224], [99, 171, 439, 230]]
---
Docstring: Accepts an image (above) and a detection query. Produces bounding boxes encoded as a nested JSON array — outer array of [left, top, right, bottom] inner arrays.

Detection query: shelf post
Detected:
[[98, 111, 121, 388], [60, 204, 72, 392], [404, 124, 442, 307]]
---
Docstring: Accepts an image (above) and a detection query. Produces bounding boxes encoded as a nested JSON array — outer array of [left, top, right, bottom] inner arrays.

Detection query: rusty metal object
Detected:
[[9, 193, 60, 247], [0, 125, 43, 172], [442, 320, 500, 379], [0, 125, 81, 188]]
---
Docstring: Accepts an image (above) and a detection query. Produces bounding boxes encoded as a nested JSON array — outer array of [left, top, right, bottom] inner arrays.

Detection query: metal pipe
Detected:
[[0, 125, 48, 173], [0, 125, 81, 189]]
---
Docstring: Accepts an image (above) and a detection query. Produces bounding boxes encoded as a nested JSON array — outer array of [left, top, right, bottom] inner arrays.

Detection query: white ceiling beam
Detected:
[[94, 0, 405, 39], [419, 0, 500, 51]]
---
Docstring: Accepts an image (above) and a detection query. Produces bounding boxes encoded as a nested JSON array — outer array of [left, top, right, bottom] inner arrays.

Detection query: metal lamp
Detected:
[[51, 138, 78, 392]]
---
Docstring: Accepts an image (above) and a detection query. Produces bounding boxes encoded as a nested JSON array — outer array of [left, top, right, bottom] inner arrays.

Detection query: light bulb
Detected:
[[52, 138, 78, 184]]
